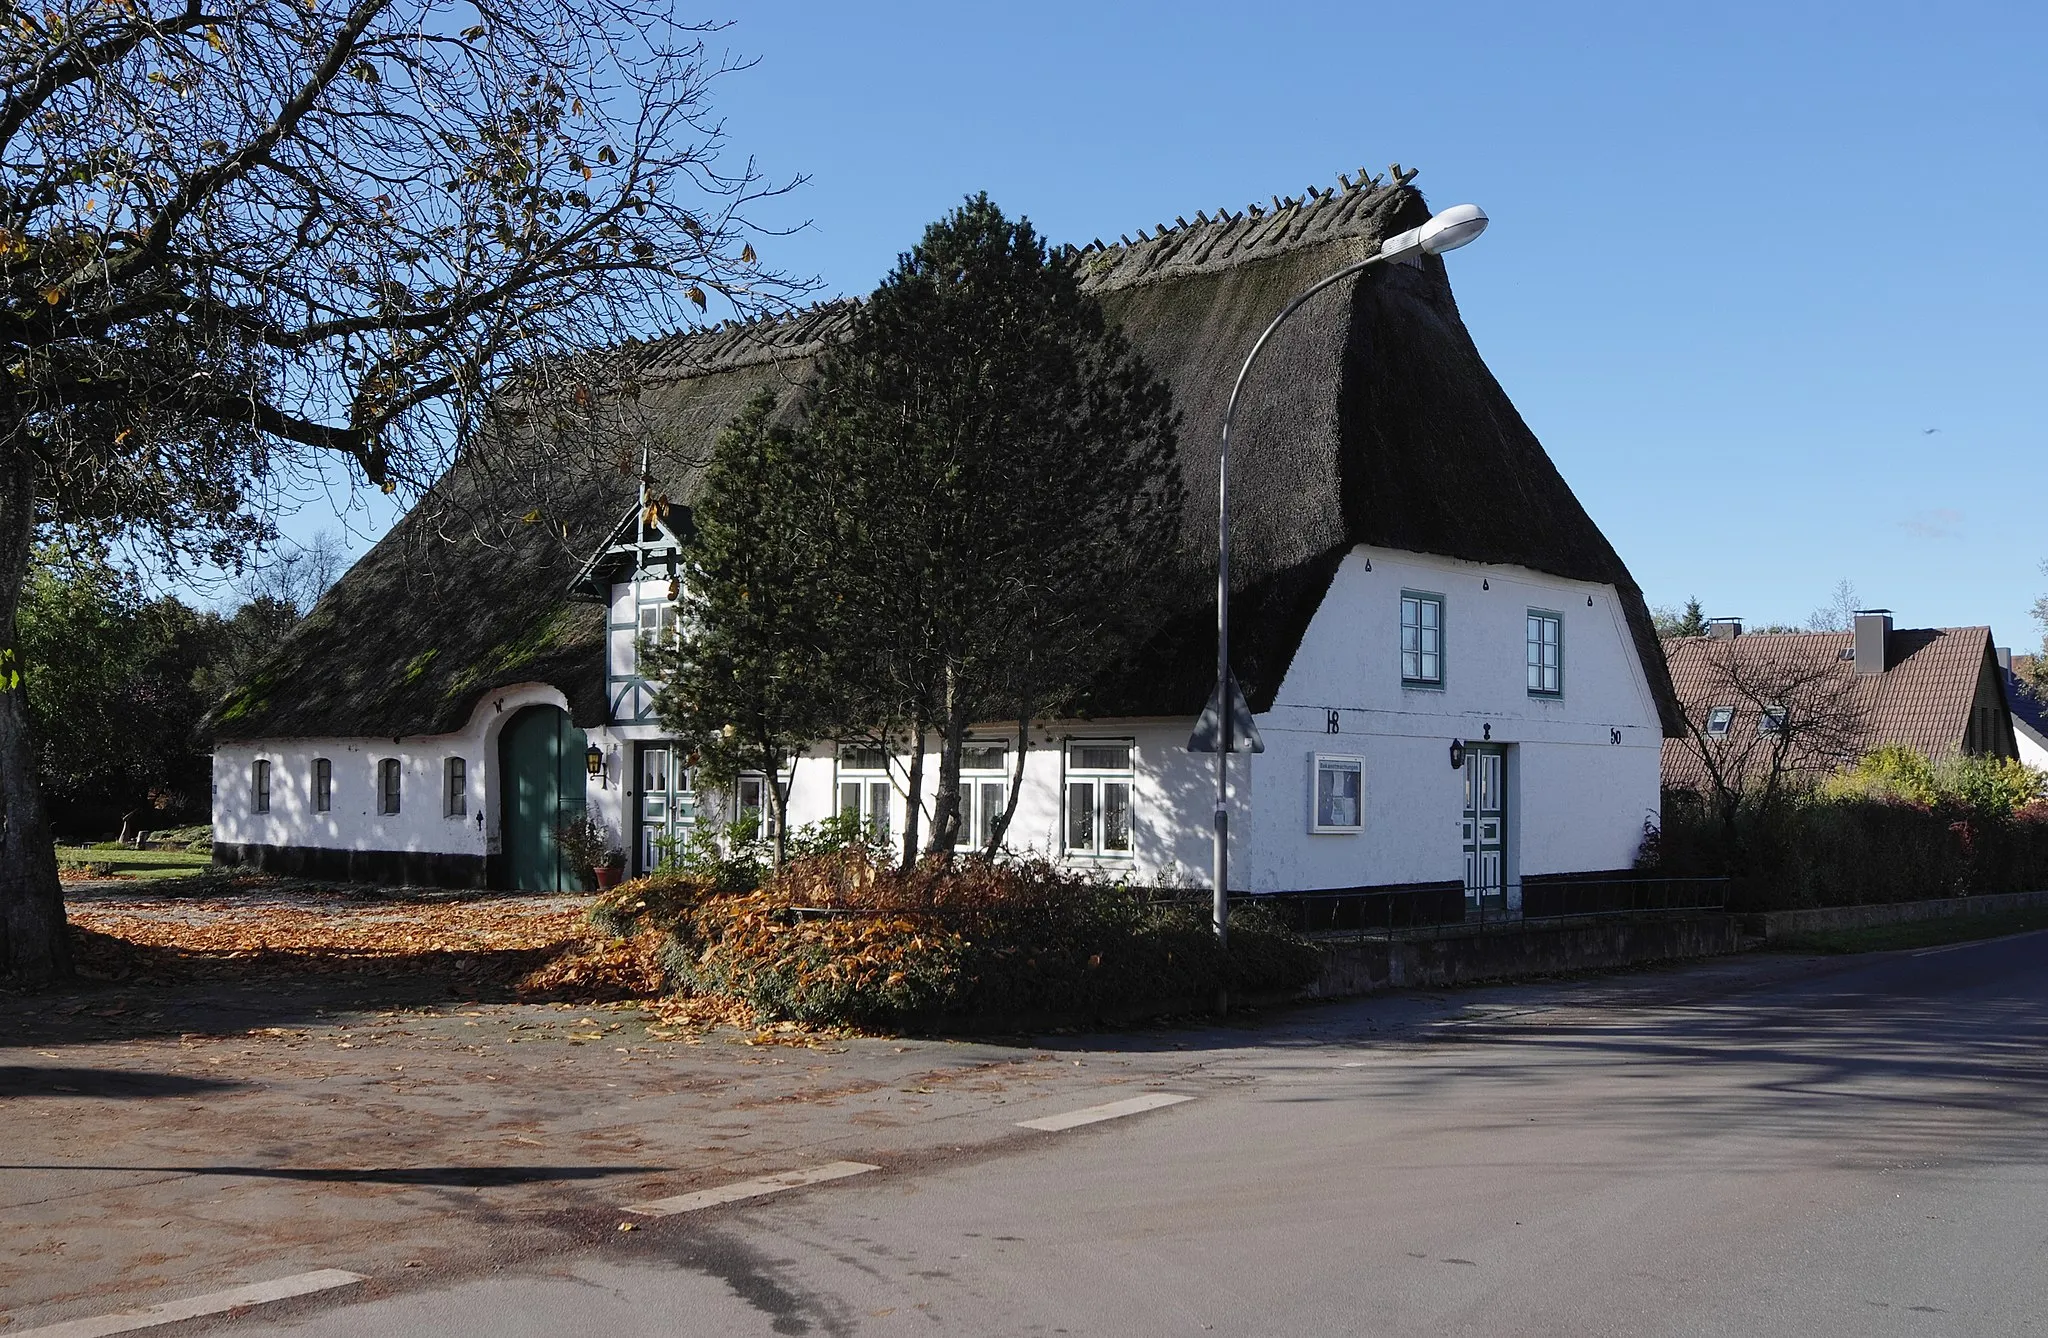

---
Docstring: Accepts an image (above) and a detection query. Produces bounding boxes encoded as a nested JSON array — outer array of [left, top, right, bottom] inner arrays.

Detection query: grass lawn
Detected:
[[1770, 908, 2048, 955], [57, 846, 216, 883]]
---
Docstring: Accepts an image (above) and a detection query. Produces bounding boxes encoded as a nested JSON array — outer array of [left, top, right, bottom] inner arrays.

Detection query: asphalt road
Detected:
[[120, 929, 2035, 1338]]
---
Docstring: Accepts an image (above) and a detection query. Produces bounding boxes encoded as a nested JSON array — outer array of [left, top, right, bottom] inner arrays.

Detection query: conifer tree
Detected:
[[806, 195, 1183, 863], [647, 391, 838, 868]]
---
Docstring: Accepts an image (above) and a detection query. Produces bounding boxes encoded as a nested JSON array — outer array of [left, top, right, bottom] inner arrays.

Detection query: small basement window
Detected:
[[444, 757, 467, 817], [252, 759, 271, 814], [378, 758, 402, 815], [1704, 706, 1735, 739], [312, 757, 332, 813], [1310, 754, 1364, 833]]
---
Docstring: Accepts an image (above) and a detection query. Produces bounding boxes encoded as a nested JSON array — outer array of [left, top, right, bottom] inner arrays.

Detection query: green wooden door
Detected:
[[1461, 743, 1508, 914], [498, 705, 586, 891]]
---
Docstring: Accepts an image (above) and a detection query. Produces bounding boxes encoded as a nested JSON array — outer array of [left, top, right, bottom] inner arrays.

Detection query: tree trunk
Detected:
[[898, 721, 926, 872], [925, 665, 969, 860], [767, 739, 790, 871], [0, 451, 70, 983], [983, 709, 1030, 857]]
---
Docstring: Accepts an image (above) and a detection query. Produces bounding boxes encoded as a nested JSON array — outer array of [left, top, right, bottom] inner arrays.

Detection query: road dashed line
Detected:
[[12, 1269, 366, 1338], [624, 1161, 879, 1216], [1016, 1092, 1195, 1131]]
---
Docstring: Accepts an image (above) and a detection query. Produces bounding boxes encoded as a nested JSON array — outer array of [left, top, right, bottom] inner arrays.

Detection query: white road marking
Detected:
[[13, 1269, 366, 1338], [1016, 1092, 1195, 1131], [1913, 939, 1986, 957], [624, 1161, 879, 1217]]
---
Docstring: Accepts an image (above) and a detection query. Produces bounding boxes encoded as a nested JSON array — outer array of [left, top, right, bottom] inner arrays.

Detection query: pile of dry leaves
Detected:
[[65, 890, 668, 1002]]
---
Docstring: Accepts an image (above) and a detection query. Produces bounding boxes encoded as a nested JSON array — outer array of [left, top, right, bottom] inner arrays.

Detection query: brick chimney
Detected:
[[1853, 609, 1893, 676]]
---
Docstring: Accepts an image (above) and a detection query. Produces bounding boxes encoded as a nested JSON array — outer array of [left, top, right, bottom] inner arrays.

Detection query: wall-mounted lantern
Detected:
[[585, 744, 605, 779], [1448, 739, 1466, 769]]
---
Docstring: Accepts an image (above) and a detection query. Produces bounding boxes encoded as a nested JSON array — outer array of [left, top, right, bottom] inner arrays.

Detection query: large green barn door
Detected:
[[499, 705, 587, 891]]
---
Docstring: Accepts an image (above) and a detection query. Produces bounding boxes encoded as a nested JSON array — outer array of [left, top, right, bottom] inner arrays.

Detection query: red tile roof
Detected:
[[1660, 627, 1998, 791]]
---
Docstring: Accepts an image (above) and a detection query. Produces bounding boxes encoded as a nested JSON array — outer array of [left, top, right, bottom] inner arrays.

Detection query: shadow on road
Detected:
[[0, 1163, 671, 1186], [0, 1065, 246, 1098]]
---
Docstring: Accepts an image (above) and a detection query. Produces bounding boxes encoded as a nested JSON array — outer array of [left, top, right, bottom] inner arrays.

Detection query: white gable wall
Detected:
[[1236, 545, 1662, 894]]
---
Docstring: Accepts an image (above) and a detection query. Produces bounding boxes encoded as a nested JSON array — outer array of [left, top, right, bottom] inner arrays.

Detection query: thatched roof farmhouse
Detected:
[[210, 173, 1681, 905]]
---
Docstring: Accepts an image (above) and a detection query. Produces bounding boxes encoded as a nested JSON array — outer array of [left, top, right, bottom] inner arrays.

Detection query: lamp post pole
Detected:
[[1208, 204, 1488, 947]]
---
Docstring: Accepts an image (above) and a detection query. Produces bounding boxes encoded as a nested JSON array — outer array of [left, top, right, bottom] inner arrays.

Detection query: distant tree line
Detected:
[[19, 537, 344, 839]]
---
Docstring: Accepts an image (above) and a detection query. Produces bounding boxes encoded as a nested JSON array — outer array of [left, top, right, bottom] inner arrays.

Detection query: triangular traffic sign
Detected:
[[1187, 672, 1265, 754]]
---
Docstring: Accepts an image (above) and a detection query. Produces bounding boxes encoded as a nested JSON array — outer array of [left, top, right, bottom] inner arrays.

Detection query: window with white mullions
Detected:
[[1401, 592, 1443, 686], [1064, 740, 1134, 857], [735, 774, 768, 842], [377, 758, 402, 815], [637, 599, 679, 646], [1704, 706, 1735, 739], [960, 741, 1009, 849], [252, 759, 271, 814], [1526, 610, 1562, 696], [1310, 754, 1363, 833], [837, 745, 894, 844]]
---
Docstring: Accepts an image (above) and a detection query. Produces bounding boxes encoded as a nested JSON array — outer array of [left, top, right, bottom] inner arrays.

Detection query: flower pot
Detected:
[[593, 864, 624, 890]]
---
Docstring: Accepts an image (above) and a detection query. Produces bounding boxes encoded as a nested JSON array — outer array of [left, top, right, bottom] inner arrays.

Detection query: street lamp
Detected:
[[1197, 203, 1488, 947]]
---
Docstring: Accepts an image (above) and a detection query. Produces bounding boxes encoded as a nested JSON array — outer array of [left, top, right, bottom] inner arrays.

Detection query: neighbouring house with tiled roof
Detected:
[[206, 170, 1682, 917], [2000, 652, 2048, 773], [1661, 610, 2016, 796]]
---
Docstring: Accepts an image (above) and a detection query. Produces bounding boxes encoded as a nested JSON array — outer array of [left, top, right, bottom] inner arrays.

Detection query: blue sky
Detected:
[[293, 0, 2046, 644]]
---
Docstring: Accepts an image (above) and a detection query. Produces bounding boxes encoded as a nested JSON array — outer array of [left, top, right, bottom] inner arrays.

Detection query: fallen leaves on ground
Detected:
[[65, 892, 665, 1003]]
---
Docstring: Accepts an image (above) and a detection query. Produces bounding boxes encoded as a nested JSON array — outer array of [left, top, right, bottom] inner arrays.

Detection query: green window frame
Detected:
[[1526, 610, 1562, 697], [1400, 592, 1444, 687]]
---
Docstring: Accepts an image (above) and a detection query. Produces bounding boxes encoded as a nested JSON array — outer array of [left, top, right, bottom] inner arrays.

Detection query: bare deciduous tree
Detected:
[[1, 0, 807, 981], [1673, 638, 1871, 855]]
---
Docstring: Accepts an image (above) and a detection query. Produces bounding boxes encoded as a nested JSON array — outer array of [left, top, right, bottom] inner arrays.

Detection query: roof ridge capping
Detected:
[[635, 164, 1425, 378]]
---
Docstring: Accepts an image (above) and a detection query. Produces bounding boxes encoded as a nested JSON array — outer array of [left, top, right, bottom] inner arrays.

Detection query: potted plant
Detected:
[[553, 814, 623, 890]]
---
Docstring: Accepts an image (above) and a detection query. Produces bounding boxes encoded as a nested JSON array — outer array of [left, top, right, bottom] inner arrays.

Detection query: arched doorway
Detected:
[[497, 704, 586, 891]]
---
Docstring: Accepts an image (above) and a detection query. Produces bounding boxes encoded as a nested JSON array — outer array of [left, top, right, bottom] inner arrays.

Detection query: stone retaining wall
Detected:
[[1747, 889, 2048, 941], [1304, 914, 1744, 999]]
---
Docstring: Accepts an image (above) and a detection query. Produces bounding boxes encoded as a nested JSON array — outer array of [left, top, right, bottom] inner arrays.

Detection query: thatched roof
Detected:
[[208, 172, 1682, 742]]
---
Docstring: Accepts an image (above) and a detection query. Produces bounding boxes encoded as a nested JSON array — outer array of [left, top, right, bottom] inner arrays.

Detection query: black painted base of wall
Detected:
[[1252, 881, 1468, 932], [215, 842, 490, 890]]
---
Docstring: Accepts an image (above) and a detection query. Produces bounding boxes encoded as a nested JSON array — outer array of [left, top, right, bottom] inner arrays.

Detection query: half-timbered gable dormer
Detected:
[[568, 496, 692, 726]]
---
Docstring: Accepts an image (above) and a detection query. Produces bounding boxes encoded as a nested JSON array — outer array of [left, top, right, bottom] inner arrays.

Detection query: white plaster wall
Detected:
[[214, 544, 1665, 894], [212, 682, 572, 857], [2016, 719, 2048, 775], [1234, 546, 1665, 894]]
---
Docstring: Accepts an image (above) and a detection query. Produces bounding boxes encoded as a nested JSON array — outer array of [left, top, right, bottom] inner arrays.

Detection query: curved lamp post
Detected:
[[1204, 203, 1488, 947]]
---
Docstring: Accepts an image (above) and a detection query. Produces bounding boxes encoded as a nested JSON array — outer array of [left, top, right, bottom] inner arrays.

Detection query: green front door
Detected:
[[1461, 743, 1507, 914], [499, 704, 587, 891]]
